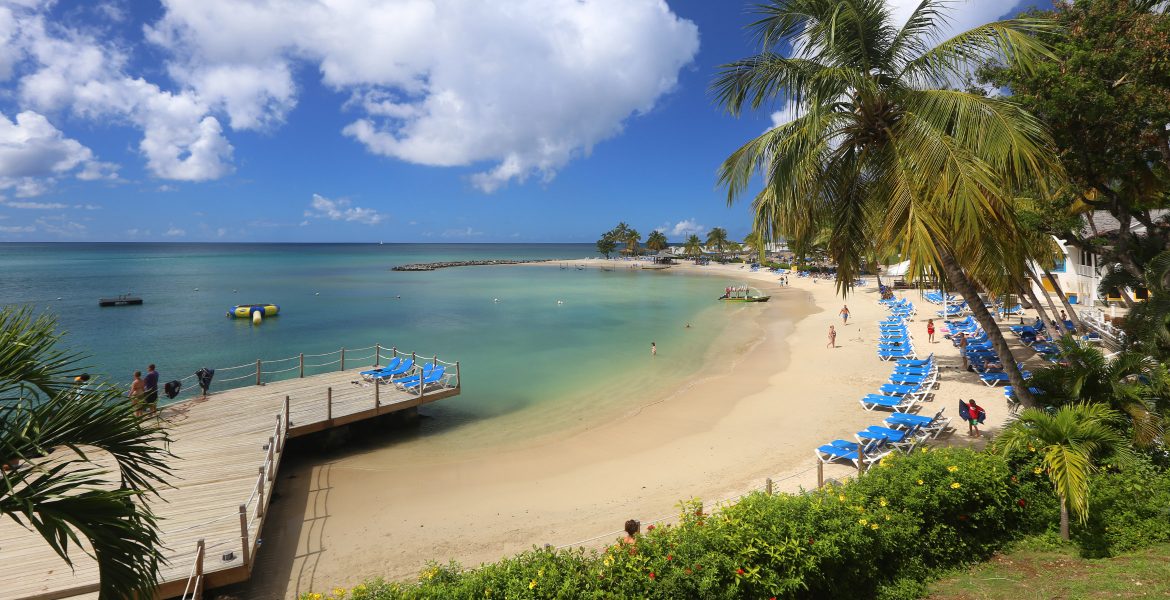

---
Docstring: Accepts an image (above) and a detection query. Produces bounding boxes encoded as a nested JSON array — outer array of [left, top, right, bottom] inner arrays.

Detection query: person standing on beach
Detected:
[[926, 319, 936, 343], [129, 371, 145, 416], [966, 399, 986, 437], [143, 364, 159, 416], [827, 325, 837, 348], [651, 342, 657, 356], [839, 305, 850, 325]]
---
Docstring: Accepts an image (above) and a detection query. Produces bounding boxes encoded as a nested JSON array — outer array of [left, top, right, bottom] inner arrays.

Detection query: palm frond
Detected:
[[899, 17, 1059, 88]]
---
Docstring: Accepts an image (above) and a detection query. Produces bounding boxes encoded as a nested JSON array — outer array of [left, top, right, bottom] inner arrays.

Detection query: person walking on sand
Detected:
[[827, 325, 837, 348], [651, 342, 656, 356], [839, 305, 850, 325], [966, 399, 986, 437], [129, 371, 145, 416], [926, 319, 936, 343]]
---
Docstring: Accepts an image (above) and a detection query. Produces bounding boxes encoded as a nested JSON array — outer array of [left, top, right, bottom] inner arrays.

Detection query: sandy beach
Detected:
[[238, 260, 1027, 599]]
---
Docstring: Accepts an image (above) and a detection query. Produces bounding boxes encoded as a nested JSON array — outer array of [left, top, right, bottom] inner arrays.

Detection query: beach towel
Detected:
[[973, 405, 986, 424], [958, 401, 971, 421], [164, 379, 182, 400]]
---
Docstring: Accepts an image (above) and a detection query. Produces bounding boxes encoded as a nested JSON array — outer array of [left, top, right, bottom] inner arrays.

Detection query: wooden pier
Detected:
[[0, 345, 460, 600]]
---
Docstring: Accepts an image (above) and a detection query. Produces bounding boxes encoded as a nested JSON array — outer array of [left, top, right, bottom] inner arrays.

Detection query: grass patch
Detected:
[[926, 542, 1170, 599]]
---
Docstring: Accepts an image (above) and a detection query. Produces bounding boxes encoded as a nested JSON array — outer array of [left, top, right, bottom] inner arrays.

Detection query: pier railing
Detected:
[[163, 343, 460, 403]]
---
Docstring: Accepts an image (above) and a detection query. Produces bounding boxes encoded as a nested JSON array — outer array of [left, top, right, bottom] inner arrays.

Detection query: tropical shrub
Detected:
[[1076, 461, 1170, 558], [301, 448, 1050, 600]]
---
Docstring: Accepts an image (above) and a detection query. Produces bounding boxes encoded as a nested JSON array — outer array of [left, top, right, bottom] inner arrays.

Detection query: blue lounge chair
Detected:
[[814, 439, 890, 469], [398, 365, 447, 391], [371, 358, 414, 381], [360, 357, 402, 380], [860, 393, 918, 412], [886, 408, 950, 438], [857, 424, 924, 451]]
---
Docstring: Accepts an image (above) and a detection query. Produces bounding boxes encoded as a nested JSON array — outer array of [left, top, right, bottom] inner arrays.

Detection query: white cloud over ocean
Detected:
[[303, 193, 385, 225]]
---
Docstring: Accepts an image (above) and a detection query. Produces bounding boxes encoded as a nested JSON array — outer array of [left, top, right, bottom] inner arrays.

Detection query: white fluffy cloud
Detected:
[[0, 110, 114, 195], [664, 218, 706, 238], [6, 6, 233, 181], [146, 0, 700, 191], [165, 226, 185, 237], [304, 193, 385, 225]]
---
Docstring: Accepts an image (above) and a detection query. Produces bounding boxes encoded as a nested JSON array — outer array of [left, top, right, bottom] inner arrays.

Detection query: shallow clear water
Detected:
[[0, 243, 746, 446]]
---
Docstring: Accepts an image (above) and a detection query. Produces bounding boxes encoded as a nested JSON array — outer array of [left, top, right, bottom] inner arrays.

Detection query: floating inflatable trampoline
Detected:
[[227, 304, 280, 319]]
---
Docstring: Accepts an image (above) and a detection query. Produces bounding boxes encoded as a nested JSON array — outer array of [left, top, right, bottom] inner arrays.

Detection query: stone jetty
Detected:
[[392, 259, 552, 271]]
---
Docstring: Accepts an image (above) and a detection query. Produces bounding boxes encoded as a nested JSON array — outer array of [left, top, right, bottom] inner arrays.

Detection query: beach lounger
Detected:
[[979, 371, 1031, 387], [370, 358, 414, 381], [398, 365, 447, 392], [860, 393, 918, 412], [360, 357, 402, 380], [814, 439, 890, 469], [857, 424, 925, 451], [886, 408, 950, 439]]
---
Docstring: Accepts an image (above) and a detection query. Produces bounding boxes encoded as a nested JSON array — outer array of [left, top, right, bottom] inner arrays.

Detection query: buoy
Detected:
[[493, 298, 500, 303], [56, 297, 62, 300], [315, 292, 320, 296], [253, 311, 262, 325], [194, 287, 199, 291], [557, 300, 564, 305]]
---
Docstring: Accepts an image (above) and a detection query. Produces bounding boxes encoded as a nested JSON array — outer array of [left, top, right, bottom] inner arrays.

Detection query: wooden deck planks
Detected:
[[0, 365, 459, 600]]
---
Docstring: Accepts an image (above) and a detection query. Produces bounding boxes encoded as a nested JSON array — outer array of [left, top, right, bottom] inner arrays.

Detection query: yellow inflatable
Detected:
[[228, 304, 280, 319]]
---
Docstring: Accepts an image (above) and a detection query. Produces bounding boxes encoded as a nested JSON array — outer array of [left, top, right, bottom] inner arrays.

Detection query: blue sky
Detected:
[[0, 0, 1041, 243]]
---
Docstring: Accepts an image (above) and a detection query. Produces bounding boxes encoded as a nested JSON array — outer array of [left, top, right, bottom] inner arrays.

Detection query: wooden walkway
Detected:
[[0, 358, 460, 600]]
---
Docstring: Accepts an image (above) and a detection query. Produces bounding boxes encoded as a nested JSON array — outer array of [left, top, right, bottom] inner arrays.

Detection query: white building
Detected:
[[1035, 211, 1166, 307]]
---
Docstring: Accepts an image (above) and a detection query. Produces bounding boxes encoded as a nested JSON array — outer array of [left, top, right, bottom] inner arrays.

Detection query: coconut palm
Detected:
[[623, 228, 642, 256], [744, 230, 769, 263], [0, 307, 171, 597], [706, 227, 730, 258], [684, 234, 704, 258], [713, 0, 1062, 405], [995, 403, 1134, 541], [646, 230, 669, 253], [1031, 337, 1170, 447]]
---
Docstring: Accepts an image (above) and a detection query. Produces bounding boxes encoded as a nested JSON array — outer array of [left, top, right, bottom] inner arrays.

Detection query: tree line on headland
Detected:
[[595, 222, 739, 259]]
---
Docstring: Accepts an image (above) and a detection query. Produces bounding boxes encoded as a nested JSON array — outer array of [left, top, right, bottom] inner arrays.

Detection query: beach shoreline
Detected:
[[239, 258, 1021, 599]]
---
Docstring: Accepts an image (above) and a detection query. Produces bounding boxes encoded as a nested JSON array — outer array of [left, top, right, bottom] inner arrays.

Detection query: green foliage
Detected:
[[705, 227, 730, 256], [1076, 461, 1170, 558], [595, 237, 616, 259], [0, 307, 172, 598], [302, 448, 1055, 600], [646, 230, 669, 253]]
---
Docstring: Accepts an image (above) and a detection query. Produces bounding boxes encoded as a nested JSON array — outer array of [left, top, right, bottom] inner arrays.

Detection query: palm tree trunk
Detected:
[[1028, 270, 1068, 336], [1060, 496, 1070, 541], [1020, 283, 1054, 328], [940, 250, 1035, 406], [1044, 268, 1085, 331]]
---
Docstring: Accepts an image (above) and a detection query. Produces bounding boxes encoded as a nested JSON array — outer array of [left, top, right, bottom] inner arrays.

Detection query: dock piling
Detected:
[[194, 539, 205, 600], [340, 347, 345, 371], [284, 395, 290, 430], [238, 504, 250, 566], [456, 361, 461, 391], [255, 468, 265, 518], [299, 353, 304, 378], [374, 377, 380, 409], [327, 387, 332, 421], [255, 360, 261, 386], [266, 437, 274, 481], [274, 416, 282, 453], [375, 343, 381, 365]]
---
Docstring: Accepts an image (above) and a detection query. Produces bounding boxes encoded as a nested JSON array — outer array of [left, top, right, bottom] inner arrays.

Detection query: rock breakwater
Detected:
[[391, 259, 553, 271]]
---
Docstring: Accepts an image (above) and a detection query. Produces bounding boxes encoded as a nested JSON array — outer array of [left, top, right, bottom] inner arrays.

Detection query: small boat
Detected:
[[227, 304, 280, 318], [98, 294, 143, 307], [719, 285, 770, 303]]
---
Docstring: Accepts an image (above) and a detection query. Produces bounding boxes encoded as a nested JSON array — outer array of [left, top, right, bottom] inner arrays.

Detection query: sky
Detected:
[[0, 0, 1046, 243]]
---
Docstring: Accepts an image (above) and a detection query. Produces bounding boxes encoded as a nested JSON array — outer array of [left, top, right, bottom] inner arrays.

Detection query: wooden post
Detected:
[[433, 354, 438, 367], [284, 395, 291, 430], [238, 504, 250, 566], [255, 360, 262, 385], [375, 343, 381, 366], [392, 346, 397, 359], [194, 538, 205, 600], [256, 467, 266, 518], [340, 347, 346, 371], [456, 361, 461, 391], [765, 478, 773, 495], [274, 416, 282, 453], [299, 353, 304, 378], [411, 351, 416, 366], [266, 437, 274, 481], [374, 376, 380, 409], [817, 461, 824, 488], [327, 387, 332, 421]]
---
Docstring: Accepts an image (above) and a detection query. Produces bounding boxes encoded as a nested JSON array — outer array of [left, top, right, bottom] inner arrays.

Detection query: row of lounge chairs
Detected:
[[877, 301, 917, 361], [359, 357, 448, 392]]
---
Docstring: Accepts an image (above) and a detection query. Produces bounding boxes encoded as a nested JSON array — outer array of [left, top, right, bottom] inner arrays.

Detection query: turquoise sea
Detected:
[[0, 243, 749, 447]]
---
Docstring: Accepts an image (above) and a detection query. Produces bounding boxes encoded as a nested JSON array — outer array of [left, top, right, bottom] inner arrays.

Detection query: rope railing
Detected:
[[260, 365, 300, 375], [304, 359, 341, 369], [177, 540, 204, 600], [303, 349, 342, 358]]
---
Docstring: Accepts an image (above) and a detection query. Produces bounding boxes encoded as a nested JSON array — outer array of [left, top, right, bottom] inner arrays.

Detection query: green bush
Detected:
[[302, 448, 1051, 600], [1076, 461, 1170, 558]]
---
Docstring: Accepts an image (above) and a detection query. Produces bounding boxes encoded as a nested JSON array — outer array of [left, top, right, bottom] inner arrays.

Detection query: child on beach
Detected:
[[827, 325, 837, 348], [964, 399, 985, 437], [926, 319, 936, 343]]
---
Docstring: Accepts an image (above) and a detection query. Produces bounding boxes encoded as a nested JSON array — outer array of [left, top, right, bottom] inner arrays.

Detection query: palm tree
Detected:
[[623, 228, 642, 256], [596, 236, 617, 259], [706, 227, 730, 258], [684, 234, 703, 259], [646, 230, 669, 253], [995, 403, 1134, 541], [1030, 338, 1169, 447], [713, 0, 1061, 405], [0, 307, 171, 597], [744, 230, 768, 263]]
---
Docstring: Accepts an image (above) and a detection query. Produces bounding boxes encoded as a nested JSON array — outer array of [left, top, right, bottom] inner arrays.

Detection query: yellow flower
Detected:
[[603, 554, 614, 566], [871, 523, 879, 530], [355, 585, 366, 593], [951, 482, 961, 489], [1028, 445, 1036, 452], [838, 494, 846, 502], [538, 569, 544, 577], [879, 498, 888, 507], [858, 518, 868, 525], [485, 589, 492, 598], [529, 579, 537, 590], [947, 465, 959, 473], [920, 447, 929, 453], [333, 588, 346, 598], [884, 515, 890, 521], [916, 479, 924, 485], [1034, 467, 1043, 475], [309, 594, 323, 600]]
